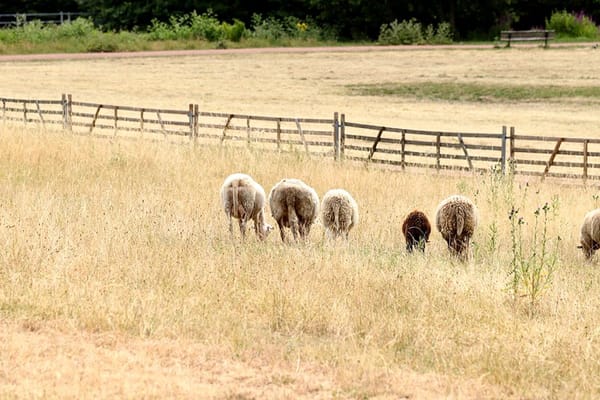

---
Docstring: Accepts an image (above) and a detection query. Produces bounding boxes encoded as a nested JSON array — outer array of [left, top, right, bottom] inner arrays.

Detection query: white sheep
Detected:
[[320, 189, 359, 240], [220, 173, 273, 240], [268, 178, 319, 242], [579, 208, 600, 260], [435, 194, 478, 260]]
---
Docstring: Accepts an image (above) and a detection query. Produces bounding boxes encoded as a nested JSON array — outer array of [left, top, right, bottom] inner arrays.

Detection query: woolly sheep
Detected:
[[402, 210, 431, 253], [435, 195, 478, 260], [220, 173, 273, 240], [579, 208, 600, 259], [268, 178, 319, 242], [321, 189, 359, 240]]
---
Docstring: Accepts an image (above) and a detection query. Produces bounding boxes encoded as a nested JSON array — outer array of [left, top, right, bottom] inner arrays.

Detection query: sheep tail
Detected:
[[232, 180, 240, 218], [455, 207, 465, 236], [332, 201, 341, 233]]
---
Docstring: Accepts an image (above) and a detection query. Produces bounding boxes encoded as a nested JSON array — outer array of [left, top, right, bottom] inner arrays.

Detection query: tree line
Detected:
[[5, 0, 600, 40]]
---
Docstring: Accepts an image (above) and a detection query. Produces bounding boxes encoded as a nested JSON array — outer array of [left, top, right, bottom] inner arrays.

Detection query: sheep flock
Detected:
[[220, 172, 600, 261]]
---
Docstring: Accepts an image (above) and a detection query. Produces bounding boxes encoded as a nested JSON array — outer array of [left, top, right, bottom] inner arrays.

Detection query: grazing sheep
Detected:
[[402, 210, 431, 253], [268, 178, 319, 242], [435, 195, 478, 259], [321, 189, 359, 240], [579, 208, 600, 259], [220, 173, 273, 240]]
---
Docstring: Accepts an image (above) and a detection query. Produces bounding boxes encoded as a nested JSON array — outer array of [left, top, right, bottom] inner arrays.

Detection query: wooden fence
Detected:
[[1, 94, 599, 182]]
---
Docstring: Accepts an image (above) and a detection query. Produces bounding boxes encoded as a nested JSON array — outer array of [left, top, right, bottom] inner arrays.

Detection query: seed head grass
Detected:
[[1, 126, 600, 397]]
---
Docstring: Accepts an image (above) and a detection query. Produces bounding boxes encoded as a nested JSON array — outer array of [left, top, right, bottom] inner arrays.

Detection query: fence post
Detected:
[[67, 94, 73, 131], [340, 113, 346, 160], [436, 132, 441, 170], [23, 101, 27, 125], [401, 130, 406, 170], [140, 108, 145, 137], [188, 104, 194, 140], [276, 118, 281, 151], [113, 106, 118, 136], [510, 126, 517, 161], [61, 94, 67, 129], [194, 104, 199, 143], [246, 116, 251, 145], [500, 126, 507, 174], [333, 112, 339, 161], [583, 140, 589, 183]]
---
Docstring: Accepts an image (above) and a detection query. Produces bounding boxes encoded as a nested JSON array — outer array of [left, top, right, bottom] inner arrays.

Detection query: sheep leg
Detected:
[[226, 211, 234, 237], [238, 210, 249, 239], [238, 219, 247, 239], [277, 220, 286, 242], [287, 205, 300, 241]]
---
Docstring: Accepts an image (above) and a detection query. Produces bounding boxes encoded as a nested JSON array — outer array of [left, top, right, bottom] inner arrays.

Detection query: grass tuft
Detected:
[[346, 81, 600, 103]]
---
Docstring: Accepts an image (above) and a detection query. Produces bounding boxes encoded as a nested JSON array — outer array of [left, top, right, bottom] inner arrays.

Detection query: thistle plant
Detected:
[[508, 202, 560, 316]]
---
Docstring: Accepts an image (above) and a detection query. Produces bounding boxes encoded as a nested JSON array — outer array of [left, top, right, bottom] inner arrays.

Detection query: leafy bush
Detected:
[[222, 19, 246, 42], [250, 14, 287, 41], [378, 19, 453, 45], [378, 19, 423, 45], [423, 22, 453, 44], [55, 18, 96, 38], [188, 10, 223, 41], [249, 14, 330, 42], [147, 10, 247, 42], [546, 10, 599, 39]]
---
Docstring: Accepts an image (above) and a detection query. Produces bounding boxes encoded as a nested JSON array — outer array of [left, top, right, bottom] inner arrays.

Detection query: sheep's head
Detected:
[[259, 223, 274, 240], [579, 240, 600, 259]]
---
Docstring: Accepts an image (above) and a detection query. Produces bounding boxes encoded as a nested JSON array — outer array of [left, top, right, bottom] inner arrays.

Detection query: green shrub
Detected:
[[189, 10, 222, 41], [546, 10, 599, 39], [248, 14, 328, 43], [378, 19, 424, 45], [378, 19, 453, 45], [250, 14, 286, 41], [222, 19, 246, 42], [55, 18, 96, 39], [423, 22, 453, 44]]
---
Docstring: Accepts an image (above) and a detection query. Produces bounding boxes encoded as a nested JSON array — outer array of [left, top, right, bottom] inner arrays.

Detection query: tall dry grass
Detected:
[[1, 125, 600, 397]]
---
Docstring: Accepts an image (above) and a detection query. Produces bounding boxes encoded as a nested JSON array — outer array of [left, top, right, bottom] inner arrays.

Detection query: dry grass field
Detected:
[[1, 45, 600, 398], [1, 45, 600, 137]]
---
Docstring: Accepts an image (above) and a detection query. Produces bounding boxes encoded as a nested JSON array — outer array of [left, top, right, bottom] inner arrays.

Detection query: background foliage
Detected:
[[5, 0, 600, 40]]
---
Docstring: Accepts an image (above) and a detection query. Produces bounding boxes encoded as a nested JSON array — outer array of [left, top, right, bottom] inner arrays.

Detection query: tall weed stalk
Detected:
[[508, 201, 560, 316]]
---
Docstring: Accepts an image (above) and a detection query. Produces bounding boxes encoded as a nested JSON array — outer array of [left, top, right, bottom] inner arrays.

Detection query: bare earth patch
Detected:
[[0, 319, 508, 399]]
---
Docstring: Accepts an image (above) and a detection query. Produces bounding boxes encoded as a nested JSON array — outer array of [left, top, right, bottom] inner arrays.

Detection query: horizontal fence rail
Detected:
[[341, 119, 505, 174], [1, 94, 599, 183]]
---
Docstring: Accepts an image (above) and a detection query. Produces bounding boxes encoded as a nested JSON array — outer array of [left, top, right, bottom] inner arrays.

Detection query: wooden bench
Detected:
[[500, 29, 555, 48]]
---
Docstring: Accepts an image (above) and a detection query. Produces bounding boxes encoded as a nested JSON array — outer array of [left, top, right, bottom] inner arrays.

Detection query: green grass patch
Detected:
[[346, 81, 600, 102]]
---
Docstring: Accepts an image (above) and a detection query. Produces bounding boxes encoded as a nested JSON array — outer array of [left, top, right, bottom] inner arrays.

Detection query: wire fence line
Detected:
[[2, 93, 600, 183], [0, 12, 85, 27]]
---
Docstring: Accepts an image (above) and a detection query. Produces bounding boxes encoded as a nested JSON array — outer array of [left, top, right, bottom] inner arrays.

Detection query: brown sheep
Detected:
[[402, 210, 431, 253], [220, 173, 273, 240], [435, 195, 478, 260], [268, 178, 319, 242]]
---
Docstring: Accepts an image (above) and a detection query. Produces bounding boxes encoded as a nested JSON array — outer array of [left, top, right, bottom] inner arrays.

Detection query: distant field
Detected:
[[1, 46, 600, 398], [1, 45, 600, 138]]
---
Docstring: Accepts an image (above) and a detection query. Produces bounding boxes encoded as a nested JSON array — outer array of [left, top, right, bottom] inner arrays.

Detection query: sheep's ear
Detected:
[[577, 245, 583, 249]]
